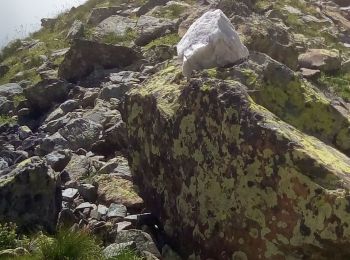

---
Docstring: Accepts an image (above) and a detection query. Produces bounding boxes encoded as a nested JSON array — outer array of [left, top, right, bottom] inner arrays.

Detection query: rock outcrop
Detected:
[[126, 64, 350, 259], [58, 39, 141, 83], [0, 157, 61, 232], [177, 9, 249, 77]]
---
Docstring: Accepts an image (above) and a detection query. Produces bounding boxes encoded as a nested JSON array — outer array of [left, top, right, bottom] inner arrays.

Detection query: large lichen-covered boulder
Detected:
[[125, 65, 350, 259], [0, 157, 61, 232]]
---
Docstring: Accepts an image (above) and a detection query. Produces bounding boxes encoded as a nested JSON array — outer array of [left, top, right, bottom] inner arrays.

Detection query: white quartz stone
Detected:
[[177, 9, 249, 77]]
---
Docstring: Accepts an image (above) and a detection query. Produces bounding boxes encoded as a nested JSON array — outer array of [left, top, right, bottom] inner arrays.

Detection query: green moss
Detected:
[[151, 3, 187, 19], [144, 33, 180, 50], [12, 94, 26, 108], [0, 115, 16, 124], [316, 72, 350, 102], [99, 28, 137, 45]]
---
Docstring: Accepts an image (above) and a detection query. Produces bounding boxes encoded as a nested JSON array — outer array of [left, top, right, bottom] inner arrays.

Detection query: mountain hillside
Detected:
[[1, 0, 350, 259]]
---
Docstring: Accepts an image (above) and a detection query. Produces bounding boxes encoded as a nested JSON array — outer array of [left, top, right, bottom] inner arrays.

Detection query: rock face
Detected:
[[177, 9, 249, 77], [126, 65, 350, 259], [298, 49, 341, 72], [0, 158, 61, 232], [58, 39, 141, 83]]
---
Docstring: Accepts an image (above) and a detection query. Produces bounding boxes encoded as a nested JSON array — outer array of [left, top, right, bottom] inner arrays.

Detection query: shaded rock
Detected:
[[94, 175, 143, 210], [57, 208, 77, 228], [298, 49, 341, 72], [115, 230, 161, 258], [62, 154, 93, 181], [137, 0, 170, 16], [41, 18, 56, 28], [58, 39, 141, 83], [88, 6, 123, 26], [238, 15, 299, 70], [78, 183, 97, 202], [135, 15, 175, 46], [342, 59, 350, 73], [36, 132, 69, 155], [0, 158, 61, 232], [18, 125, 32, 140], [58, 118, 102, 151], [177, 9, 249, 77], [24, 79, 70, 111], [66, 20, 84, 40], [125, 65, 350, 259], [0, 64, 9, 77], [0, 83, 22, 98]]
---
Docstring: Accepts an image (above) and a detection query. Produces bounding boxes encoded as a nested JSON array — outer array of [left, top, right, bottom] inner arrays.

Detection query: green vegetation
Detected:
[[107, 249, 143, 260], [152, 3, 187, 19], [0, 115, 16, 125], [144, 33, 180, 50], [317, 72, 350, 102], [0, 223, 18, 250], [37, 229, 103, 260], [100, 28, 137, 45]]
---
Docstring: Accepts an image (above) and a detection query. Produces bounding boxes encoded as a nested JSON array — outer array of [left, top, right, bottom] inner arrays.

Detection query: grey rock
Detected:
[[62, 188, 78, 201], [57, 208, 77, 228], [115, 229, 161, 258], [0, 158, 8, 170], [45, 149, 72, 172], [36, 132, 69, 155], [0, 158, 61, 232], [0, 83, 23, 98], [103, 241, 137, 258], [98, 84, 130, 101], [88, 6, 123, 26], [24, 79, 70, 111], [78, 183, 97, 202], [58, 118, 103, 151], [18, 126, 32, 140], [135, 15, 175, 46], [59, 99, 79, 113], [117, 221, 132, 232], [107, 203, 127, 218], [66, 20, 84, 40], [97, 204, 109, 216], [76, 202, 96, 211], [93, 15, 136, 39], [58, 39, 141, 83], [0, 64, 9, 77]]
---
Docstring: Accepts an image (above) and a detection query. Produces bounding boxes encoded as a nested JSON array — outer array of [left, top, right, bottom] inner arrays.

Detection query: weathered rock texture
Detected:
[[58, 39, 141, 82], [0, 158, 61, 232], [126, 64, 350, 259], [177, 9, 249, 77]]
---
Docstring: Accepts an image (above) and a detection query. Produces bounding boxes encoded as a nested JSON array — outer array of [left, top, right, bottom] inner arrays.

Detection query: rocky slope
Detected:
[[1, 0, 350, 259]]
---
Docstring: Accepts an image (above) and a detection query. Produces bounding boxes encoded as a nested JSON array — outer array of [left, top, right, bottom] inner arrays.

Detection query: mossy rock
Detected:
[[125, 64, 350, 259]]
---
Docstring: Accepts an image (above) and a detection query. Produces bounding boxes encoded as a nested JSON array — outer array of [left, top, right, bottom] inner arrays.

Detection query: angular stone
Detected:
[[0, 83, 22, 98], [298, 49, 341, 72], [107, 203, 127, 218], [58, 39, 141, 83], [177, 9, 248, 77], [300, 67, 321, 79], [0, 158, 61, 232], [94, 175, 144, 209], [66, 20, 84, 40], [62, 188, 78, 201], [78, 183, 97, 202], [93, 15, 136, 39]]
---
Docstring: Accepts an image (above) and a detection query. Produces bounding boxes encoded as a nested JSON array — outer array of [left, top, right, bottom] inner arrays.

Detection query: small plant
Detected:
[[0, 115, 16, 125], [107, 248, 143, 260], [37, 228, 103, 260], [0, 222, 18, 250], [101, 28, 137, 45], [317, 72, 350, 102], [0, 39, 22, 63], [144, 33, 180, 50]]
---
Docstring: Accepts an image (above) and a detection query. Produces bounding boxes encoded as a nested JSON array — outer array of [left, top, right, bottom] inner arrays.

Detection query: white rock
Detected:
[[177, 9, 249, 77]]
